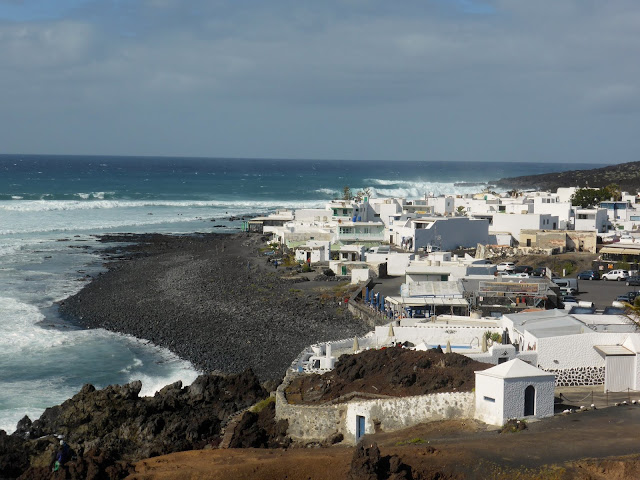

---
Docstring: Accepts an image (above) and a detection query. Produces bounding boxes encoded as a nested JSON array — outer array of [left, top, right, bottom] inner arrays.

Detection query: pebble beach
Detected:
[[58, 232, 370, 382]]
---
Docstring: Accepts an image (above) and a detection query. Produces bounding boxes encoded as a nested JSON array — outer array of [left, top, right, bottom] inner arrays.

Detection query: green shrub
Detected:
[[250, 396, 275, 413]]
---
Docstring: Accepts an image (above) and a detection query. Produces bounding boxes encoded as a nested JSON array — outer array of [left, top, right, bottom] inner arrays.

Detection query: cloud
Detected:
[[0, 0, 638, 162], [584, 85, 640, 114]]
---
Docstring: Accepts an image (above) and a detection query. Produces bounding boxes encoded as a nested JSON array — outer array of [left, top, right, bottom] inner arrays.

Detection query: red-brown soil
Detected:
[[285, 348, 492, 404], [128, 406, 640, 480]]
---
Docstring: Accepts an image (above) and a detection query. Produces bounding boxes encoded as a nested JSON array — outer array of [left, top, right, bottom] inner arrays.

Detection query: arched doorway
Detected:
[[524, 385, 535, 416]]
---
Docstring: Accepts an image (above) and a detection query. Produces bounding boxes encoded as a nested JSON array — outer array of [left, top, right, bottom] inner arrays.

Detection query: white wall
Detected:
[[533, 202, 572, 230], [413, 217, 489, 252], [490, 214, 559, 238], [535, 332, 630, 370], [294, 208, 331, 223], [474, 374, 504, 425], [374, 324, 500, 350], [345, 392, 474, 442], [574, 208, 608, 233], [503, 377, 555, 421], [366, 252, 414, 276], [351, 268, 371, 284], [475, 374, 554, 426]]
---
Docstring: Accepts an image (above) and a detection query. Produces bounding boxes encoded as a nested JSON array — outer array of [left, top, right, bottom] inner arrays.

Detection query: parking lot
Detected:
[[570, 277, 640, 310]]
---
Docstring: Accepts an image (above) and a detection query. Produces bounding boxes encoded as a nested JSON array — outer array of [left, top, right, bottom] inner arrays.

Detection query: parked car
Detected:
[[626, 276, 640, 286], [615, 292, 638, 303], [602, 269, 630, 281], [514, 265, 533, 274], [505, 272, 530, 278], [496, 262, 516, 272], [532, 267, 548, 277], [577, 270, 600, 281]]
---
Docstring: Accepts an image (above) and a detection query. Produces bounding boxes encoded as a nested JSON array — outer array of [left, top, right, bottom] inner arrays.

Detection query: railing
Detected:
[[555, 387, 640, 411], [337, 233, 385, 241]]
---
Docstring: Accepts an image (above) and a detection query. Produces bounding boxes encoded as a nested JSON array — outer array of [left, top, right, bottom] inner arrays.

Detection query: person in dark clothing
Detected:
[[52, 440, 70, 472]]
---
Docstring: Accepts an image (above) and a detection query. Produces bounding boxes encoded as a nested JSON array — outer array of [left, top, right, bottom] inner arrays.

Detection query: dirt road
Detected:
[[127, 405, 640, 479]]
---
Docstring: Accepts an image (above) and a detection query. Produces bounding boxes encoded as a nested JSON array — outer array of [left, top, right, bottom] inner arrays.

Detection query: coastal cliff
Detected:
[[493, 160, 640, 192]]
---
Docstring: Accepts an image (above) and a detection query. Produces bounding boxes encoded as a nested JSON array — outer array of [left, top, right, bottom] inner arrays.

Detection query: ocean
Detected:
[[0, 154, 596, 433]]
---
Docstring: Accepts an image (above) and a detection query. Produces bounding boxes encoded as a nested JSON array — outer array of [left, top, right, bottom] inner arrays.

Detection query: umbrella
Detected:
[[388, 324, 395, 338], [365, 287, 369, 303], [446, 340, 451, 353], [353, 336, 359, 353], [481, 335, 488, 352]]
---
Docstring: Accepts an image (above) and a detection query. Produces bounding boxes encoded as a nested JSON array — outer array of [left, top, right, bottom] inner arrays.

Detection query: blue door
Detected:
[[356, 415, 365, 442]]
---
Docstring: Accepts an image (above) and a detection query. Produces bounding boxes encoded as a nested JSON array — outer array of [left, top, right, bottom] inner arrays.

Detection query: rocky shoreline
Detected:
[[58, 232, 370, 382], [0, 231, 373, 479]]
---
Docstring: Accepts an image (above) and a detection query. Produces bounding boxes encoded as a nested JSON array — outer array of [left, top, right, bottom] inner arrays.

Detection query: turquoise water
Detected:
[[0, 155, 597, 433]]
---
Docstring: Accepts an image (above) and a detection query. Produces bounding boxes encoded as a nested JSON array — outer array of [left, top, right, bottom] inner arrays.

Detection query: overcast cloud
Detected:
[[0, 0, 639, 163]]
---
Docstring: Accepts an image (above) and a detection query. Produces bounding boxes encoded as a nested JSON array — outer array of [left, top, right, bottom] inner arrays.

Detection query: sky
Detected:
[[0, 0, 639, 163]]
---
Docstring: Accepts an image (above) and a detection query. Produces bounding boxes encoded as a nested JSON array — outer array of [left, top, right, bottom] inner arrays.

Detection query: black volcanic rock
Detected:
[[0, 370, 268, 479], [493, 161, 640, 192]]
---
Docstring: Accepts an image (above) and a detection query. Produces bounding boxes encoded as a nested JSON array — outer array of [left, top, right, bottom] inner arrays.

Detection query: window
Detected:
[[484, 396, 495, 403]]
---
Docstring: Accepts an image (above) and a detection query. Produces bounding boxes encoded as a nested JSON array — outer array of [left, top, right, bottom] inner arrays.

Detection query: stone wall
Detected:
[[275, 372, 345, 443], [548, 366, 605, 387], [275, 370, 475, 445]]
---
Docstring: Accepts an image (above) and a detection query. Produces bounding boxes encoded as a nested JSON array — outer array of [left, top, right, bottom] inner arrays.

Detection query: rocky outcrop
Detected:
[[492, 160, 640, 192], [0, 369, 268, 479], [348, 442, 413, 480]]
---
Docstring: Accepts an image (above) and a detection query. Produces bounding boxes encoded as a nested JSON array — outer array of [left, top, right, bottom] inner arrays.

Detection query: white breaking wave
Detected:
[[315, 188, 340, 196], [0, 198, 325, 213]]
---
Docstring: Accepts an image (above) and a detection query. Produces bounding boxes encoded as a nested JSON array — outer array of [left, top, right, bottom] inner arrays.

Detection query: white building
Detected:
[[294, 241, 331, 264], [474, 359, 555, 426], [574, 208, 608, 233], [501, 309, 640, 390], [490, 213, 559, 239], [394, 217, 489, 253], [404, 252, 496, 283]]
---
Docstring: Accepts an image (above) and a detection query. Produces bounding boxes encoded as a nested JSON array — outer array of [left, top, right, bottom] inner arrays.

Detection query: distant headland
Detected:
[[493, 161, 640, 192]]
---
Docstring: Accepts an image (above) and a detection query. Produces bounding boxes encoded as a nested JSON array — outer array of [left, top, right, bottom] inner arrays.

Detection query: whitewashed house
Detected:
[[394, 217, 489, 253], [573, 208, 608, 233], [474, 359, 555, 426], [490, 213, 559, 239], [295, 241, 331, 264]]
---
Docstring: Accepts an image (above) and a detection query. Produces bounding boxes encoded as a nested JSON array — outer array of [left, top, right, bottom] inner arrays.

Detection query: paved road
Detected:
[[571, 277, 640, 309]]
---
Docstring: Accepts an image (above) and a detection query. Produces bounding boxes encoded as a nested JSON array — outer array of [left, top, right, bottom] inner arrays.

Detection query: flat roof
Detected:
[[386, 296, 468, 307], [594, 345, 635, 356], [505, 309, 637, 338], [402, 281, 462, 297], [574, 314, 633, 326]]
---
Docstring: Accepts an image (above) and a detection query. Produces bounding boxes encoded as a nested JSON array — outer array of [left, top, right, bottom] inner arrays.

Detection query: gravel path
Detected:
[[58, 233, 369, 381]]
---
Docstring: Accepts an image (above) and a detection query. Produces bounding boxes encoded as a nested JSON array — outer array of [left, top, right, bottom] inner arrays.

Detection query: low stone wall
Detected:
[[275, 370, 475, 444], [348, 301, 390, 328], [548, 366, 605, 387], [275, 372, 345, 443], [343, 392, 474, 443]]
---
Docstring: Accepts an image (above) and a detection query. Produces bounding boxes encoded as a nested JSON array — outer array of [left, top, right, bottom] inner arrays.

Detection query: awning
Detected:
[[594, 345, 635, 356], [385, 296, 468, 307], [600, 247, 640, 256]]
